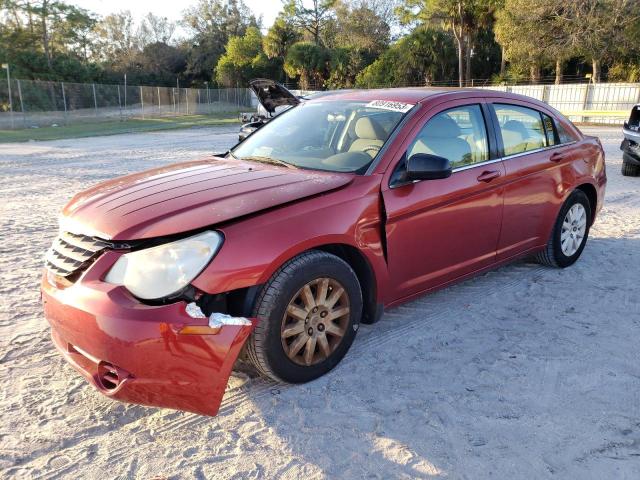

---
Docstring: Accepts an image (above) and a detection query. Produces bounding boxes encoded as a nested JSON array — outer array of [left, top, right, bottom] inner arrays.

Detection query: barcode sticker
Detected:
[[366, 100, 414, 113]]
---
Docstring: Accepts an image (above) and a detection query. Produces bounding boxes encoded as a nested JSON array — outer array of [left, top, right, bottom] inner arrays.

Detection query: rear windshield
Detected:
[[231, 101, 413, 173]]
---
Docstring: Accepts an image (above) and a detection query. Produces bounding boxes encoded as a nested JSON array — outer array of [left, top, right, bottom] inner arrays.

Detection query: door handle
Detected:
[[477, 170, 501, 182], [550, 151, 566, 162]]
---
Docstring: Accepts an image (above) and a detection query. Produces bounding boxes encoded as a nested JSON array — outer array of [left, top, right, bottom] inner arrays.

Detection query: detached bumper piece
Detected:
[[42, 259, 256, 416]]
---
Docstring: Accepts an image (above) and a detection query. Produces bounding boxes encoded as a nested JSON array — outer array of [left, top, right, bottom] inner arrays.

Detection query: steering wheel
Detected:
[[363, 145, 381, 157]]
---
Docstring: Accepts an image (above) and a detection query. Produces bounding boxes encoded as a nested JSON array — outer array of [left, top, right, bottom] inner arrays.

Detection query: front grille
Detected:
[[45, 231, 110, 278]]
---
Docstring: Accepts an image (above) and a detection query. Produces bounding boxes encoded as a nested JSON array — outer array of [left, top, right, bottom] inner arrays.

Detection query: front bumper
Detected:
[[623, 126, 640, 144], [621, 137, 640, 166], [41, 251, 256, 416]]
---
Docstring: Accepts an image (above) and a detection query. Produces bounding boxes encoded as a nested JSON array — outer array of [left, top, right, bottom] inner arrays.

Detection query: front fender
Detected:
[[191, 176, 389, 303]]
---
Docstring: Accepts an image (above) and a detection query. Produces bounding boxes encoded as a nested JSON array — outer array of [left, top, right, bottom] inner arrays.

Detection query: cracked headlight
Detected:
[[105, 231, 223, 300]]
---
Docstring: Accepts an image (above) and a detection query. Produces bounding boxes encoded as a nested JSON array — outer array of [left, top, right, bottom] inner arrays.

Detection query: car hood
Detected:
[[249, 78, 300, 115], [61, 158, 353, 240]]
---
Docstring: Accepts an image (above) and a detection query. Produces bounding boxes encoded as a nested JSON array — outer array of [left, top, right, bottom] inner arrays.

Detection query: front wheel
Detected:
[[536, 189, 591, 268], [246, 250, 362, 383]]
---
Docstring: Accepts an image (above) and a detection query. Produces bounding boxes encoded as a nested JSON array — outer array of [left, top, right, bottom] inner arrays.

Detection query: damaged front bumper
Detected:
[[41, 252, 256, 416]]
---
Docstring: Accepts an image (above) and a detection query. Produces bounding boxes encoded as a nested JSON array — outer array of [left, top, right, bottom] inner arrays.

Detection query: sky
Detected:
[[70, 0, 281, 33]]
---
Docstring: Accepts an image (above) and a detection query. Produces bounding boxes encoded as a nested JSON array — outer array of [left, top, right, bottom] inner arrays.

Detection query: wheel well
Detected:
[[314, 244, 381, 324], [575, 183, 597, 224]]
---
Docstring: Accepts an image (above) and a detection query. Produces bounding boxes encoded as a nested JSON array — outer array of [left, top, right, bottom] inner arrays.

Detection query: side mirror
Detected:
[[623, 121, 629, 130], [406, 153, 452, 181]]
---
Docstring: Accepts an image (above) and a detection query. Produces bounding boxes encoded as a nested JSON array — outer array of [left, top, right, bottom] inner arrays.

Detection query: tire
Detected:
[[621, 162, 640, 176], [536, 189, 592, 268], [246, 250, 362, 383]]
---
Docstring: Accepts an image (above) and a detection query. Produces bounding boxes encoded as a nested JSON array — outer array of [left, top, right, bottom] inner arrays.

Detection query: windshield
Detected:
[[232, 100, 413, 173]]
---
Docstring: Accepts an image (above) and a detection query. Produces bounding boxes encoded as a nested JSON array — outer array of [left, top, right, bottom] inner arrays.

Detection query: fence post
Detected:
[[140, 86, 144, 119], [582, 83, 591, 124], [17, 79, 25, 128], [123, 74, 127, 119], [117, 85, 122, 121], [185, 88, 189, 115], [61, 81, 68, 125], [92, 83, 98, 118], [157, 86, 161, 114]]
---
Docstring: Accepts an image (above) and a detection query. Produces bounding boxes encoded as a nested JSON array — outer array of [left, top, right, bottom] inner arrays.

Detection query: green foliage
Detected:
[[283, 0, 337, 45], [263, 14, 301, 60], [216, 27, 280, 86], [356, 27, 457, 87], [180, 0, 260, 84], [284, 41, 330, 89]]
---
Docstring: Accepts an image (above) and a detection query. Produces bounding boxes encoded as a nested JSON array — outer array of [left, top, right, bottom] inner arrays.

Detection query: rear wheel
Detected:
[[621, 162, 640, 176], [536, 189, 591, 268], [246, 250, 362, 383]]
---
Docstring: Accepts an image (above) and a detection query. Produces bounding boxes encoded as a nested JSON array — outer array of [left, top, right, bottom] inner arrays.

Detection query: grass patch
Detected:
[[0, 114, 240, 143]]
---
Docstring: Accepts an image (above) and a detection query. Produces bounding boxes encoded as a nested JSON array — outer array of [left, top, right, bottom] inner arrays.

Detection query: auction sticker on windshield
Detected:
[[366, 100, 414, 113]]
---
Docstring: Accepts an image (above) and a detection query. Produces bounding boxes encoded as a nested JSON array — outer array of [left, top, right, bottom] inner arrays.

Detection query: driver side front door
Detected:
[[381, 102, 505, 302]]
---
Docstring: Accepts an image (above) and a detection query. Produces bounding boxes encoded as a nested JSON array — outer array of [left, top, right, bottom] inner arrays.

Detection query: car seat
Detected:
[[409, 115, 472, 167], [349, 117, 387, 157]]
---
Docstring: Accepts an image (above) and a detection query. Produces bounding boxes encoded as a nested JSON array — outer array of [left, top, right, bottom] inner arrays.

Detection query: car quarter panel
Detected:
[[191, 175, 391, 303]]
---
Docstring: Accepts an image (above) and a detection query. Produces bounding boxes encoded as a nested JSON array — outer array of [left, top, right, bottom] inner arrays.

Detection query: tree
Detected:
[[397, 0, 494, 86], [495, 0, 577, 84], [263, 13, 301, 60], [215, 26, 275, 86], [331, 0, 390, 54], [182, 0, 259, 84], [284, 0, 336, 45], [356, 27, 456, 87], [284, 41, 330, 88], [138, 13, 176, 46], [562, 0, 640, 82], [92, 11, 139, 69]]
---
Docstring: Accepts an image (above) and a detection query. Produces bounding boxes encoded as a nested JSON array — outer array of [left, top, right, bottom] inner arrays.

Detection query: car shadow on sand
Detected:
[[213, 236, 640, 478]]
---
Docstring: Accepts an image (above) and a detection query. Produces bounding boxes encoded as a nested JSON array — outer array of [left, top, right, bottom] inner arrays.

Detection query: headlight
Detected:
[[104, 231, 223, 300]]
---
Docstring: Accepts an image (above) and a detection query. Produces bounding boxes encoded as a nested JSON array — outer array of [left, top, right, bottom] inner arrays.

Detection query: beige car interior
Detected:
[[501, 119, 545, 155], [408, 115, 475, 168], [348, 117, 387, 158]]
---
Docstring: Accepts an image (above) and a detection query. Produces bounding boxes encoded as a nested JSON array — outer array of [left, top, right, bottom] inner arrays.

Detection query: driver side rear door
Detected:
[[381, 100, 505, 303]]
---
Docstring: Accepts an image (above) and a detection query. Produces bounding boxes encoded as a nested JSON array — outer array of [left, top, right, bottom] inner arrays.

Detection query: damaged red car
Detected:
[[42, 88, 606, 415]]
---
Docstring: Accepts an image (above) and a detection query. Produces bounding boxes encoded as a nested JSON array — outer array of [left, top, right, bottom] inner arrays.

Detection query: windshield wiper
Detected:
[[239, 155, 298, 169]]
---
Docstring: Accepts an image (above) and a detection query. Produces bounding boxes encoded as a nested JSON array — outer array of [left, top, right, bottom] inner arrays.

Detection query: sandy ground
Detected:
[[1, 125, 639, 479]]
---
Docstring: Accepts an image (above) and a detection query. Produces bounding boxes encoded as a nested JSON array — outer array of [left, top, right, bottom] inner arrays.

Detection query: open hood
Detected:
[[249, 78, 300, 115], [61, 158, 352, 241]]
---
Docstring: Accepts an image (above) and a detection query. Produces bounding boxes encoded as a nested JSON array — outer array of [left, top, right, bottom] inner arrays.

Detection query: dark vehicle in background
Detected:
[[238, 79, 300, 141], [621, 104, 640, 176]]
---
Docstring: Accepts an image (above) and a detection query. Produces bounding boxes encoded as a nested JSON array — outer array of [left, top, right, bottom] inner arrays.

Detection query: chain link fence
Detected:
[[1, 78, 639, 129], [0, 79, 254, 129]]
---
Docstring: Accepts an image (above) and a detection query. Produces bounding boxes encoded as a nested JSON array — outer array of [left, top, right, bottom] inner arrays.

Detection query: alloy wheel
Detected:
[[280, 277, 350, 366]]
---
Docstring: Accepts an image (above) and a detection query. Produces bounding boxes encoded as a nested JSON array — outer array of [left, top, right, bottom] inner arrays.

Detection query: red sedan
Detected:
[[42, 88, 606, 415]]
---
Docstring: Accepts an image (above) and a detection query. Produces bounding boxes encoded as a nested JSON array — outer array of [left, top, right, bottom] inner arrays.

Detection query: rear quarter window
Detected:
[[555, 121, 577, 144]]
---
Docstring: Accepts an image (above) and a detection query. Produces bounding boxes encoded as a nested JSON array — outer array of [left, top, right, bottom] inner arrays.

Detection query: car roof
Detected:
[[304, 87, 552, 109]]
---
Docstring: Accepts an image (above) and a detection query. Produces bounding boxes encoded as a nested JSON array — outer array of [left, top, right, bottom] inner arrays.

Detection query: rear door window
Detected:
[[493, 104, 547, 156]]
